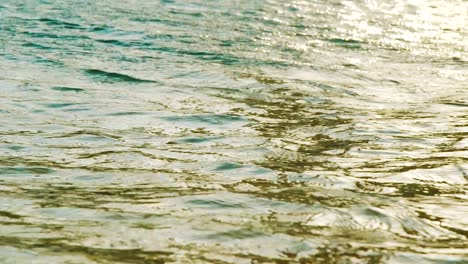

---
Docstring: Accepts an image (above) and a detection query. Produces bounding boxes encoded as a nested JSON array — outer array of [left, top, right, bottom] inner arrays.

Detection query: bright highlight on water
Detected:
[[0, 0, 467, 263]]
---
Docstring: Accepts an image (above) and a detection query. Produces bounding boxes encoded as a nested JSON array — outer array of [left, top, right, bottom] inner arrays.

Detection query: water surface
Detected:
[[0, 0, 467, 263]]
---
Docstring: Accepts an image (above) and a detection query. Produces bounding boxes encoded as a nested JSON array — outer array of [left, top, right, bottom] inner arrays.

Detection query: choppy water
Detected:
[[0, 0, 467, 263]]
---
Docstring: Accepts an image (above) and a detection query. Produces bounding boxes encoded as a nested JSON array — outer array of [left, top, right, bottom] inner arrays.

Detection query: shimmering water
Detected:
[[0, 0, 467, 263]]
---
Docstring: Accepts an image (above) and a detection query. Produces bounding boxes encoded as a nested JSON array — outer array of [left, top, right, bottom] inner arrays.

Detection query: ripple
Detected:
[[84, 69, 156, 83], [37, 18, 83, 30], [51, 86, 85, 92]]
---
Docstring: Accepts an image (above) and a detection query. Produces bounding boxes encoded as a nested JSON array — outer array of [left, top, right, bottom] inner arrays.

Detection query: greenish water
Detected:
[[0, 0, 467, 263]]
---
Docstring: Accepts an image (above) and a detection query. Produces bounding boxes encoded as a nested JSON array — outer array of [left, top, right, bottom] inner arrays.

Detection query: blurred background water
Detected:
[[0, 0, 467, 263]]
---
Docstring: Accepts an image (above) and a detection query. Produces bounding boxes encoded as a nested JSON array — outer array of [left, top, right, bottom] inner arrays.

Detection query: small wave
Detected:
[[84, 69, 156, 83]]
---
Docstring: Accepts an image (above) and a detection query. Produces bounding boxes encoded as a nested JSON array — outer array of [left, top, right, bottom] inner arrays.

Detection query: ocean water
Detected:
[[0, 0, 467, 263]]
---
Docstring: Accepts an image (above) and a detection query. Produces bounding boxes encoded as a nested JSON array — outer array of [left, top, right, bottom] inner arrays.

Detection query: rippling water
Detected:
[[0, 0, 467, 263]]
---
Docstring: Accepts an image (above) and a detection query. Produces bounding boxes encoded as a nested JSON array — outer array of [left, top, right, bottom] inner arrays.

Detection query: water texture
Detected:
[[0, 0, 467, 263]]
